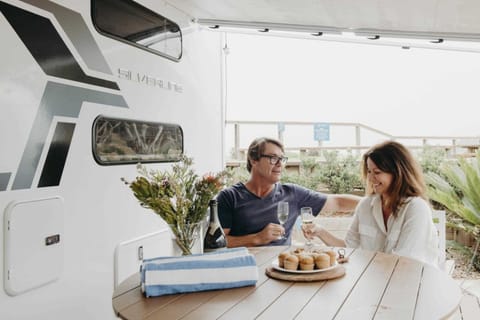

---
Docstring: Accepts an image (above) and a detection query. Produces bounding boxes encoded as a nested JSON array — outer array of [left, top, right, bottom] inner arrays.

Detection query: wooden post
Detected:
[[277, 122, 284, 144], [355, 125, 360, 156], [234, 123, 240, 160]]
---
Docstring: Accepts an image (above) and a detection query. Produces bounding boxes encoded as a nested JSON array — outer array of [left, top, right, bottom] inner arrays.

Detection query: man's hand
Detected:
[[223, 223, 286, 247], [257, 223, 285, 244]]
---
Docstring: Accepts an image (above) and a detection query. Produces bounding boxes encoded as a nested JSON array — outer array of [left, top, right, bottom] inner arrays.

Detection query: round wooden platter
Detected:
[[265, 264, 345, 282]]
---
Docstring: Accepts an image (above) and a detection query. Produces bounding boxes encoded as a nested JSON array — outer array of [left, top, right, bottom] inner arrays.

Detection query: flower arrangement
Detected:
[[122, 155, 228, 255]]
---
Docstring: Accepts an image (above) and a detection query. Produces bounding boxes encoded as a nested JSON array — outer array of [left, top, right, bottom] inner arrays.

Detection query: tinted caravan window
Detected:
[[92, 0, 182, 61], [93, 116, 183, 165]]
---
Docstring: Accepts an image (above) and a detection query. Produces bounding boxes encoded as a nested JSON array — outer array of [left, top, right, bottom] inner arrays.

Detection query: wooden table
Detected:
[[112, 246, 461, 319]]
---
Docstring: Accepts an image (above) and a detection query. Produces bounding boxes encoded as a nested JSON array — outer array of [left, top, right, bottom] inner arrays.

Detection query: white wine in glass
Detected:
[[277, 201, 289, 240], [301, 207, 314, 250]]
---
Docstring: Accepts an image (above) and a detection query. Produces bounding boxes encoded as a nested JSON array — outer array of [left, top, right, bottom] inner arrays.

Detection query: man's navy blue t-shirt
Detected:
[[217, 182, 327, 245]]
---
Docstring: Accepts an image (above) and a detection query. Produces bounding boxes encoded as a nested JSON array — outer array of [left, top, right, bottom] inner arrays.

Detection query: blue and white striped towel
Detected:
[[141, 247, 258, 297]]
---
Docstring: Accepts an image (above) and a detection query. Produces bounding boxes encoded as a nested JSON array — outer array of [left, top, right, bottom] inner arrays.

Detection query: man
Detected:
[[217, 137, 361, 247]]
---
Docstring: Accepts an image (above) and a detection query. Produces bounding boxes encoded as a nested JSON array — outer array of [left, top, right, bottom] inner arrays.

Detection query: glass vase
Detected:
[[169, 222, 202, 255]]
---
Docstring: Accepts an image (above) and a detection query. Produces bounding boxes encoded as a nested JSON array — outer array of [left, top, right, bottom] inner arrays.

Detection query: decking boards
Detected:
[[450, 292, 480, 320]]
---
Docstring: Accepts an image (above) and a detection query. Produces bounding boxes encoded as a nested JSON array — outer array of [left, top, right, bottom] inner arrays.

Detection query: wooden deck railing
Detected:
[[226, 120, 480, 161]]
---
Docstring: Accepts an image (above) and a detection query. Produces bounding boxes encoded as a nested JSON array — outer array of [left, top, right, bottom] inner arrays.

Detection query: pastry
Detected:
[[299, 254, 314, 270], [314, 253, 330, 269], [283, 254, 299, 270], [325, 250, 337, 266], [278, 251, 289, 268], [293, 248, 305, 254]]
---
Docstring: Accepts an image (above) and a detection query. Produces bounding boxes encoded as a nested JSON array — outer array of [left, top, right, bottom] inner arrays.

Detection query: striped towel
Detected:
[[141, 247, 258, 297]]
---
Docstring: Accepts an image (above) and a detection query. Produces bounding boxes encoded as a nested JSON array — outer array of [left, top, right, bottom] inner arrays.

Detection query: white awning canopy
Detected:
[[169, 0, 480, 42]]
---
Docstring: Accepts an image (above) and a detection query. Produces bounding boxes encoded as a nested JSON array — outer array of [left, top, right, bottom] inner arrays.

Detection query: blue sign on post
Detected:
[[314, 123, 330, 141]]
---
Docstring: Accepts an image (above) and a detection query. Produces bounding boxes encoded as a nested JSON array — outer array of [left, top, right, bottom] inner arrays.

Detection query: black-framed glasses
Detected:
[[260, 154, 288, 165]]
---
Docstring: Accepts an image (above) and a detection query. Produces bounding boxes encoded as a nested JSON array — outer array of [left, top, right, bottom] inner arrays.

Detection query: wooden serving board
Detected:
[[265, 265, 345, 282]]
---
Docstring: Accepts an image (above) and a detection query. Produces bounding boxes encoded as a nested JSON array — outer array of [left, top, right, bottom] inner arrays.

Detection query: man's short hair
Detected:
[[246, 137, 284, 172]]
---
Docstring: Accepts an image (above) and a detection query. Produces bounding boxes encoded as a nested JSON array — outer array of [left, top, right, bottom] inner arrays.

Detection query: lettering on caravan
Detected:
[[118, 68, 183, 93]]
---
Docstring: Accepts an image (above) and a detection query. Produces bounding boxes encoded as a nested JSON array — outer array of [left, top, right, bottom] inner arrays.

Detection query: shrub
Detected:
[[224, 163, 249, 186], [224, 152, 363, 195], [418, 147, 447, 176], [281, 166, 322, 191], [316, 151, 363, 194]]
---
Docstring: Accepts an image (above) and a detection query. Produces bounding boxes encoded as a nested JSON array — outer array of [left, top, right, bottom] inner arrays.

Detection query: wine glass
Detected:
[[277, 201, 289, 240], [301, 207, 314, 251]]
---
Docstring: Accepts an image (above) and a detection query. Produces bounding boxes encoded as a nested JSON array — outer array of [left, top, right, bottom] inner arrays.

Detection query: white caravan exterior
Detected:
[[2, 1, 480, 319], [0, 1, 224, 319]]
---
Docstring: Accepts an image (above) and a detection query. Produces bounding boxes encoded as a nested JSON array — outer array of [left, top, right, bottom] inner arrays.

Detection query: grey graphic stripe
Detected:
[[38, 122, 75, 187], [12, 81, 128, 190], [21, 0, 112, 75], [0, 173, 11, 191]]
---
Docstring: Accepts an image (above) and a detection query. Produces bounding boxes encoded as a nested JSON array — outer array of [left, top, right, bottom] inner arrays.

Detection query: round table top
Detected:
[[113, 245, 462, 320]]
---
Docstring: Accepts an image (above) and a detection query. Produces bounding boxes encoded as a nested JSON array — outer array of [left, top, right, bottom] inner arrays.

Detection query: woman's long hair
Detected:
[[362, 141, 427, 216]]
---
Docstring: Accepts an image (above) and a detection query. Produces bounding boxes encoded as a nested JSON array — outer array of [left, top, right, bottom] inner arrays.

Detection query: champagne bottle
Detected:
[[203, 199, 227, 251]]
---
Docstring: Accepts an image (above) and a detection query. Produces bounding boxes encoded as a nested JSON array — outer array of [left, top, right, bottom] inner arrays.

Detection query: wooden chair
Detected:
[[432, 210, 455, 274]]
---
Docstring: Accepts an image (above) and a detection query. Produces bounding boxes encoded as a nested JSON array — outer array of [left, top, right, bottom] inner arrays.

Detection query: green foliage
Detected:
[[281, 168, 322, 191], [316, 151, 363, 194], [224, 163, 249, 185], [426, 152, 480, 233], [225, 153, 362, 195], [418, 147, 447, 175], [298, 157, 319, 173], [122, 155, 228, 254]]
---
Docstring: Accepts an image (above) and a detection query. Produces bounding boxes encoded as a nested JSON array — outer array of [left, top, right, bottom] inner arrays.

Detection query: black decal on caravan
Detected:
[[0, 2, 118, 89], [0, 2, 129, 191], [20, 0, 114, 74]]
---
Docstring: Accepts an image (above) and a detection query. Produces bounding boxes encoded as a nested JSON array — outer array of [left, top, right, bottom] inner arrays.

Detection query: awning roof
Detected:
[[169, 0, 480, 42]]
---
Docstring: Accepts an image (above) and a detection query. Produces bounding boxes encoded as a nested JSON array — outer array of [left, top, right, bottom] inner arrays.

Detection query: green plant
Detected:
[[223, 153, 362, 195], [298, 157, 319, 174], [316, 151, 363, 194], [281, 169, 322, 191], [121, 156, 228, 254], [418, 147, 447, 176], [426, 152, 480, 239], [224, 163, 249, 186]]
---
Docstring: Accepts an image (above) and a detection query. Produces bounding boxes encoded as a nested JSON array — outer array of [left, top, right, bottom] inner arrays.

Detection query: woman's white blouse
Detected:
[[345, 195, 439, 267]]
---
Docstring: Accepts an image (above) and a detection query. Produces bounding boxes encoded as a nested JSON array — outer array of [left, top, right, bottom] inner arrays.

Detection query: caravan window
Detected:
[[92, 116, 183, 165], [91, 0, 182, 61]]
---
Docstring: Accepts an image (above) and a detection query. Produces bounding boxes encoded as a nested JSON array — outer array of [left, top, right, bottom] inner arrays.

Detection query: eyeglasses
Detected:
[[260, 154, 288, 165]]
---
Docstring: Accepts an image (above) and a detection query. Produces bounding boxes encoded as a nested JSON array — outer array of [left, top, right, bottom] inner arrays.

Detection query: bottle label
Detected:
[[204, 225, 227, 249], [207, 222, 220, 236]]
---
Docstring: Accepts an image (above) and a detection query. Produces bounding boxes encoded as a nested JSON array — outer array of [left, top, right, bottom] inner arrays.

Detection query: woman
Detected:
[[303, 140, 439, 266]]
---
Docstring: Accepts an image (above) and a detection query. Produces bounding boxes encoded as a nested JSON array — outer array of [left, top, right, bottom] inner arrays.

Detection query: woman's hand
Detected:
[[302, 222, 347, 248], [302, 222, 319, 240]]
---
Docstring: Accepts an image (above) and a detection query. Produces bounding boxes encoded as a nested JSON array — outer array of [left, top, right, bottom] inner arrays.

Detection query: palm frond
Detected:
[[426, 155, 480, 228]]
